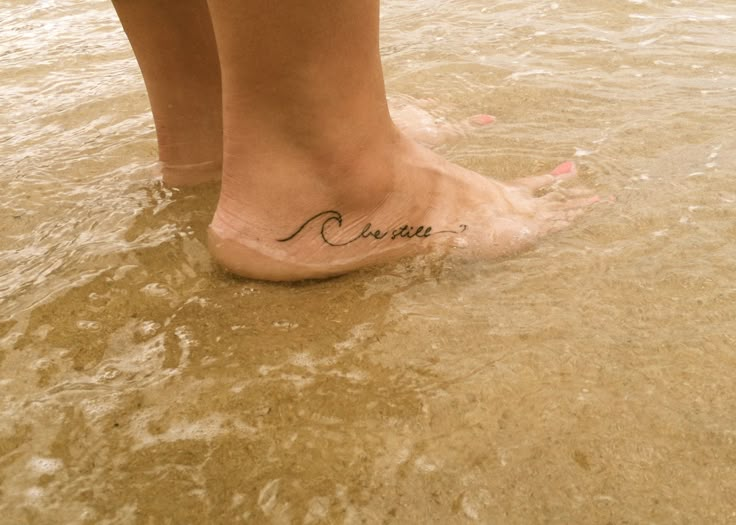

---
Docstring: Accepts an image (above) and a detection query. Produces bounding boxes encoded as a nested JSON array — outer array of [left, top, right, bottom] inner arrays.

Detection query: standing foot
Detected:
[[208, 133, 597, 281]]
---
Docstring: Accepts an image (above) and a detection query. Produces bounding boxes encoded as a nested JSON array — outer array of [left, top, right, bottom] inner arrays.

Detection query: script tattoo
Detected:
[[276, 210, 467, 247]]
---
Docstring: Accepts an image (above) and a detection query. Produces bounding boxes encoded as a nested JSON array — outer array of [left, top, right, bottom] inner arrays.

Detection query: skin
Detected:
[[114, 0, 597, 281], [112, 0, 223, 185]]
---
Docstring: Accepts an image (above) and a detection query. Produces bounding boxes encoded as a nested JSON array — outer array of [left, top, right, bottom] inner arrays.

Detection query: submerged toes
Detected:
[[516, 162, 577, 191]]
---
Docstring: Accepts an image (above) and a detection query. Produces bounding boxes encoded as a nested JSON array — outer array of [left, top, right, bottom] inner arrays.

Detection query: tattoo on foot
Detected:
[[277, 210, 467, 247]]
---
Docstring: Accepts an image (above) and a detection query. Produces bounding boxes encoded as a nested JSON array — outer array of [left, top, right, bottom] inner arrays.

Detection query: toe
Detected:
[[515, 173, 555, 191], [540, 187, 595, 203], [469, 114, 496, 126], [551, 161, 576, 177], [515, 161, 577, 190], [540, 217, 571, 234], [549, 195, 600, 210]]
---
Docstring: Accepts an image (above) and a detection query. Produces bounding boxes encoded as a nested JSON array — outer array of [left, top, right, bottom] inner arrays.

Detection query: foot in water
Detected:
[[208, 130, 597, 281], [388, 95, 495, 147]]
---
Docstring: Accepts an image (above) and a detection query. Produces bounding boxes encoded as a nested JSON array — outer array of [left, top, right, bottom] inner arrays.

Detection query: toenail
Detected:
[[469, 114, 495, 126], [551, 161, 574, 176]]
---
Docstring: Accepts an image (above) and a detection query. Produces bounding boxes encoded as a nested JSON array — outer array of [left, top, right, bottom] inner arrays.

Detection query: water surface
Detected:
[[1, 0, 736, 523]]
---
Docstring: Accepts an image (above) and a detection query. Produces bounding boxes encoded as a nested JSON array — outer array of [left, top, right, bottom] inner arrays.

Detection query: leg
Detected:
[[206, 0, 597, 281], [112, 0, 223, 186]]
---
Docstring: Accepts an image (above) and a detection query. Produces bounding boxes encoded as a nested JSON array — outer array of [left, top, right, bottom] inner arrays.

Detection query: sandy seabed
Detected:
[[1, 0, 736, 523]]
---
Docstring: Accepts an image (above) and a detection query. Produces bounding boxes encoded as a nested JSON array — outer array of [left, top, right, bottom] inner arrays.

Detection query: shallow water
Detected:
[[1, 0, 736, 523]]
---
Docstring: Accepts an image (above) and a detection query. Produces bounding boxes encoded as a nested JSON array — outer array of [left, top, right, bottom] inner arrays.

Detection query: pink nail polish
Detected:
[[551, 161, 574, 176], [469, 114, 495, 126]]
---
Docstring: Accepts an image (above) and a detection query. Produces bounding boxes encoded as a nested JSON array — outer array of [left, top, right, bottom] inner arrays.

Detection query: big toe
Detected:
[[515, 161, 578, 191]]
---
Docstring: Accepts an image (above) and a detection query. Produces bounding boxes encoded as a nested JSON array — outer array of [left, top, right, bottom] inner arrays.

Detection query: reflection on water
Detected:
[[1, 0, 736, 523]]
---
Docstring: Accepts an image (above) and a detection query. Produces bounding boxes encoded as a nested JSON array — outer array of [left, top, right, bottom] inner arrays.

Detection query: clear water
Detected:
[[1, 0, 735, 523]]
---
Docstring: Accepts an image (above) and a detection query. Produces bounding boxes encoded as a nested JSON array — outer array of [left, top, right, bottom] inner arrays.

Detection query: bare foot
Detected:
[[208, 132, 597, 281], [388, 95, 495, 146]]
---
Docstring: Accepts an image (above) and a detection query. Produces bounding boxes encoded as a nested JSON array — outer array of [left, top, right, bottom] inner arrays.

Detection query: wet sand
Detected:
[[1, 0, 736, 523]]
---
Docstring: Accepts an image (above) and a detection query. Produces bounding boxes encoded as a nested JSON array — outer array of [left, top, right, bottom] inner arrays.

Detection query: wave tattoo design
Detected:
[[277, 210, 468, 247]]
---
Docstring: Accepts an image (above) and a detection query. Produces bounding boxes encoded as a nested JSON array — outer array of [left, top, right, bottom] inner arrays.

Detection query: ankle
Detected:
[[217, 122, 406, 225], [156, 120, 223, 164], [223, 97, 397, 165]]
